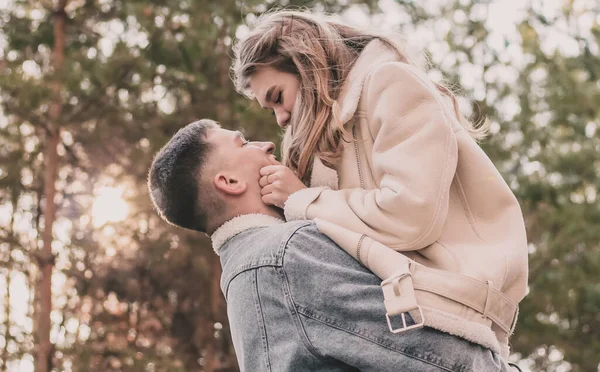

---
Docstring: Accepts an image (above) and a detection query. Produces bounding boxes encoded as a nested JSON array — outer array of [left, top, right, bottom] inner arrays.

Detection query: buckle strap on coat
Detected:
[[366, 235, 517, 335], [409, 264, 517, 334], [380, 262, 425, 333], [314, 219, 517, 337]]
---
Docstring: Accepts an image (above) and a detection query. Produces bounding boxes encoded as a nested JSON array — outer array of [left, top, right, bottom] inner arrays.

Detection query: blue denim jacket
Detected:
[[219, 219, 512, 372]]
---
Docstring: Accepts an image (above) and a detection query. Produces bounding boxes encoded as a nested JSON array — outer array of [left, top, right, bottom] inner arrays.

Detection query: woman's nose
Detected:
[[274, 109, 290, 128]]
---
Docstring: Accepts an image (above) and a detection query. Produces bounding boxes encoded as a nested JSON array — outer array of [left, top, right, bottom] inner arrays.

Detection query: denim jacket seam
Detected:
[[276, 221, 315, 260], [275, 223, 328, 359], [296, 304, 463, 372], [252, 269, 272, 371], [278, 267, 324, 359], [223, 264, 279, 301], [222, 222, 313, 292]]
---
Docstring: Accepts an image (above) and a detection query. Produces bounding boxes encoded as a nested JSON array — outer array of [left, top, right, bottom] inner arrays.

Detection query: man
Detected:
[[148, 119, 515, 371]]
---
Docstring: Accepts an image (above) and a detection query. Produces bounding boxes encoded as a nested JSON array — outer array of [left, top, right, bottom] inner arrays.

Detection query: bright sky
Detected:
[[91, 186, 129, 228]]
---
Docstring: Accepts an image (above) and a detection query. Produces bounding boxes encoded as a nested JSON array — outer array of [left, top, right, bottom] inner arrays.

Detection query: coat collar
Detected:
[[309, 40, 399, 188], [337, 39, 401, 125], [211, 214, 284, 255]]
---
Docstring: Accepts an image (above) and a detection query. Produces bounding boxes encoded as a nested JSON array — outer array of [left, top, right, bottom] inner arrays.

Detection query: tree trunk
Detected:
[[203, 257, 223, 372], [203, 28, 230, 372], [1, 192, 18, 372], [35, 1, 67, 371], [2, 264, 11, 372]]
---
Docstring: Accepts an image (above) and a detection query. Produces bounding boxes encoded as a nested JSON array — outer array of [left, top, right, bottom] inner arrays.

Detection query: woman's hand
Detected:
[[259, 163, 306, 209]]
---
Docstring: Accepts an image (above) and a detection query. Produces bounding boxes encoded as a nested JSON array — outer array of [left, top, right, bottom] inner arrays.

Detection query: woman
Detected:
[[232, 9, 528, 361]]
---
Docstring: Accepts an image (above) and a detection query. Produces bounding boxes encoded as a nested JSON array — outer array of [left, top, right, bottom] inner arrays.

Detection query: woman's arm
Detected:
[[284, 62, 459, 251]]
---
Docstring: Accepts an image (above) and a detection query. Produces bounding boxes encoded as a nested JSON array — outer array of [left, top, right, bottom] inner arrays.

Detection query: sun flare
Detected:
[[91, 186, 129, 227]]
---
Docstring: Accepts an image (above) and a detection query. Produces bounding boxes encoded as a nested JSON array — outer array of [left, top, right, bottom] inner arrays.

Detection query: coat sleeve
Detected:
[[284, 62, 458, 251]]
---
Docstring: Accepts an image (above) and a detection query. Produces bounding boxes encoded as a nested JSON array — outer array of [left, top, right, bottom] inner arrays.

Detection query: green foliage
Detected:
[[389, 2, 600, 370], [0, 0, 377, 371]]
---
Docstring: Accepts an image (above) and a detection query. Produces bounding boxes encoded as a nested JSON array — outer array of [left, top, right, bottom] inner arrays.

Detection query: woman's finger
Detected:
[[261, 183, 276, 196], [261, 193, 276, 206], [260, 165, 283, 176], [259, 175, 270, 187], [269, 172, 281, 183]]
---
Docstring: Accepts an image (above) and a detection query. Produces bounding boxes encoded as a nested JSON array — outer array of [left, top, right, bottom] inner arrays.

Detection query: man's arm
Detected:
[[282, 225, 511, 372]]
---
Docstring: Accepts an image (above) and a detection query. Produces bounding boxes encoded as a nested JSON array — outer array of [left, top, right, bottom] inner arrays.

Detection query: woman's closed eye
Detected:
[[275, 91, 282, 105]]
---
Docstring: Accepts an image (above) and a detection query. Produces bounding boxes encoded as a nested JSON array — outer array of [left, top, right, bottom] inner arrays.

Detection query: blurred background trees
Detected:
[[0, 0, 598, 371]]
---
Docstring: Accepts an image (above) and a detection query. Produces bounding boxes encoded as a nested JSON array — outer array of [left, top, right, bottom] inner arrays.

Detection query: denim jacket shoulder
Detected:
[[219, 220, 312, 299], [219, 221, 510, 372]]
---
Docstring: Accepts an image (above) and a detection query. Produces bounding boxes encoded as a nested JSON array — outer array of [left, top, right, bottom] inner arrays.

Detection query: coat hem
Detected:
[[421, 307, 507, 358]]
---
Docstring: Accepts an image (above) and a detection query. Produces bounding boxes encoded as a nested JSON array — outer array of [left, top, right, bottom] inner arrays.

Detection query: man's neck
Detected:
[[210, 213, 284, 254], [207, 194, 282, 234]]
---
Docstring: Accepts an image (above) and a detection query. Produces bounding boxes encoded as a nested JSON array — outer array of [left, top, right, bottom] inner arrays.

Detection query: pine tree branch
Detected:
[[64, 64, 135, 124]]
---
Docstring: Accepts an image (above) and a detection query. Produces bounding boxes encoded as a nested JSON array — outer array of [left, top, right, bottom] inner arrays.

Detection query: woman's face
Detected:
[[249, 67, 300, 129]]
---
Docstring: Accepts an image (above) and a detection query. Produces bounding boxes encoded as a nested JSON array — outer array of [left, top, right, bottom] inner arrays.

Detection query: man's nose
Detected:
[[256, 141, 275, 154], [264, 142, 275, 154]]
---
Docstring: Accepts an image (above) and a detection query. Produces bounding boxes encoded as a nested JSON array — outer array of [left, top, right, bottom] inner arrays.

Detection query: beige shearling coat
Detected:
[[284, 40, 529, 358]]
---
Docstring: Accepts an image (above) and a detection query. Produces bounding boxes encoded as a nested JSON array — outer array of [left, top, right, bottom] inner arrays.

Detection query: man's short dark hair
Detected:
[[148, 119, 222, 233]]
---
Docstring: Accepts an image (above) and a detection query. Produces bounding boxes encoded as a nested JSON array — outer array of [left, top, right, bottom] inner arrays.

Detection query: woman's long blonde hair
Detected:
[[232, 9, 486, 184]]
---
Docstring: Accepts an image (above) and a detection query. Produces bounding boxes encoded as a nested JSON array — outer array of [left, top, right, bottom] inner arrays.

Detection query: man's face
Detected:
[[206, 127, 276, 191]]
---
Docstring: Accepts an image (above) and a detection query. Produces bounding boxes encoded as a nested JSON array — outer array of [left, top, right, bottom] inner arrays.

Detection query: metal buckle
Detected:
[[381, 267, 425, 334], [386, 306, 425, 334]]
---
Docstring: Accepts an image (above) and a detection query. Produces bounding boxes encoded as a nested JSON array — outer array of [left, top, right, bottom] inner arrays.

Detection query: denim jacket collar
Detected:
[[211, 214, 284, 254]]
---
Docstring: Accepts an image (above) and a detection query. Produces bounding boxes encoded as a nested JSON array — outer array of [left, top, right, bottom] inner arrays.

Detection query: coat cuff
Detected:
[[284, 187, 328, 221]]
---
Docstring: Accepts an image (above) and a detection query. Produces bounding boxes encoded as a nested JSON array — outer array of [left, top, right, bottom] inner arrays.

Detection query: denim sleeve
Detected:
[[226, 266, 359, 372], [282, 225, 512, 372]]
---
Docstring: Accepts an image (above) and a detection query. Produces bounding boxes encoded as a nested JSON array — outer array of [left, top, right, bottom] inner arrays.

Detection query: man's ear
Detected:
[[214, 172, 247, 195]]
